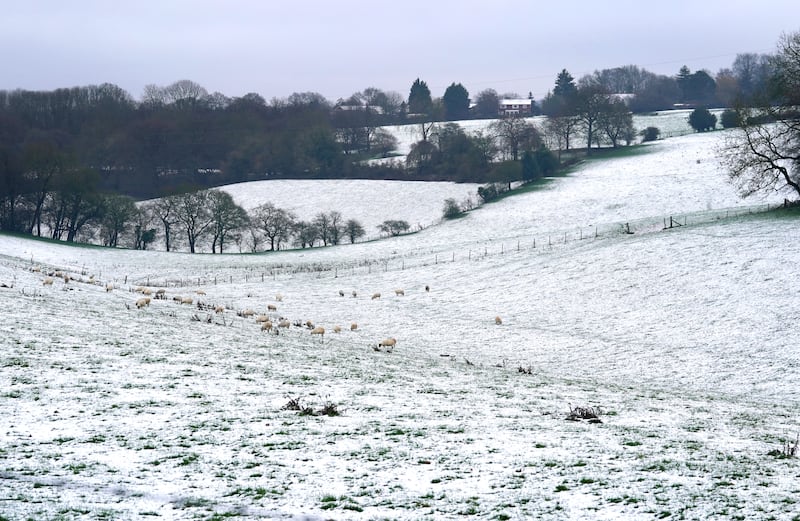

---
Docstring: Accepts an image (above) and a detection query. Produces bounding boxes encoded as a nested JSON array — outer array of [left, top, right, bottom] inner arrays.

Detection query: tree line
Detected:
[[1, 42, 794, 246]]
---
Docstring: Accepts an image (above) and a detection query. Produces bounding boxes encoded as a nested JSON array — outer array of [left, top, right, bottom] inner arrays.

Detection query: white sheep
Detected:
[[196, 290, 206, 296], [241, 309, 255, 317], [105, 283, 114, 292], [350, 323, 358, 331], [255, 314, 270, 323], [261, 321, 273, 332], [173, 295, 183, 303], [371, 292, 381, 300], [267, 304, 277, 312], [275, 294, 283, 302], [156, 289, 166, 296], [305, 320, 314, 329], [136, 297, 151, 309], [214, 305, 225, 314], [141, 288, 152, 296], [310, 326, 325, 340], [495, 316, 503, 325], [278, 319, 291, 329], [181, 297, 193, 305], [339, 290, 345, 297], [42, 277, 54, 286], [377, 337, 397, 351], [333, 325, 342, 334], [394, 289, 405, 296]]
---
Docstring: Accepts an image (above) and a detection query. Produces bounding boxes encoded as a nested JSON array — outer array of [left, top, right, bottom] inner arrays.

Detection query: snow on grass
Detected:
[[2, 129, 800, 520]]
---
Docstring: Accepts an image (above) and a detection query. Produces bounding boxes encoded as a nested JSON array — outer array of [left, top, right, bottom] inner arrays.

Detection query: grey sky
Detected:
[[1, 0, 797, 102]]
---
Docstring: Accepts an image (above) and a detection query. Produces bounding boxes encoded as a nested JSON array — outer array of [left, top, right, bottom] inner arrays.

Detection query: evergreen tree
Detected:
[[408, 78, 433, 116], [442, 82, 470, 121]]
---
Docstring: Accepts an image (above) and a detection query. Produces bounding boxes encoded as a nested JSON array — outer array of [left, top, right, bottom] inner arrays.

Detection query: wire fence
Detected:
[[129, 202, 781, 288]]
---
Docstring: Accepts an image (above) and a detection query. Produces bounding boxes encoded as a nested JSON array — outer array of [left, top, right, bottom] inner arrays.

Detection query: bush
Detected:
[[640, 126, 661, 142], [720, 109, 741, 128], [442, 198, 463, 219], [688, 108, 717, 132], [477, 183, 508, 203]]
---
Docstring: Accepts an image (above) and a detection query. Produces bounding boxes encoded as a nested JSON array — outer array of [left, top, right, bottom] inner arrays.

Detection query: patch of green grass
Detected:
[[554, 484, 570, 492], [179, 453, 200, 466]]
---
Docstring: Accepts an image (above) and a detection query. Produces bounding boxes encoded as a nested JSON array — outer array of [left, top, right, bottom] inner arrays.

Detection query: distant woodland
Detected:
[[0, 50, 787, 246]]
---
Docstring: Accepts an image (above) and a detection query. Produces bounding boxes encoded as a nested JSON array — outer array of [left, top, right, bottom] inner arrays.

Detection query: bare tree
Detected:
[[147, 196, 179, 251], [207, 190, 249, 253], [174, 190, 213, 253], [253, 202, 296, 251], [491, 116, 541, 161], [99, 194, 136, 247], [721, 30, 800, 201], [344, 219, 365, 243]]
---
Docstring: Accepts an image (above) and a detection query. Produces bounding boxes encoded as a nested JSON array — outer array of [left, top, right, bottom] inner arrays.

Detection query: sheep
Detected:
[[261, 321, 273, 332], [333, 325, 342, 334], [305, 320, 314, 329], [62, 274, 70, 284], [135, 297, 151, 309], [495, 316, 503, 325], [173, 295, 183, 303], [371, 292, 381, 300], [310, 326, 325, 340], [141, 288, 152, 296], [42, 277, 54, 286], [105, 283, 114, 292], [377, 337, 397, 351], [214, 305, 225, 314], [339, 290, 345, 297], [425, 285, 430, 292], [267, 304, 277, 312], [350, 323, 358, 331], [156, 289, 166, 296], [241, 309, 255, 317], [181, 297, 193, 305], [352, 290, 357, 298], [196, 290, 206, 296], [255, 314, 270, 323], [278, 319, 291, 329], [394, 289, 405, 296], [275, 294, 283, 302]]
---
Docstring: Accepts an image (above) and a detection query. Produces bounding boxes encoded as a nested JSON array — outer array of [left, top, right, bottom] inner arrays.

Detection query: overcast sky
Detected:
[[1, 1, 797, 103]]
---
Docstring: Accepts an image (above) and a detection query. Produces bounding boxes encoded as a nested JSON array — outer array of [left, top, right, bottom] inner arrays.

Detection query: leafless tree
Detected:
[[721, 30, 800, 201], [252, 202, 296, 251]]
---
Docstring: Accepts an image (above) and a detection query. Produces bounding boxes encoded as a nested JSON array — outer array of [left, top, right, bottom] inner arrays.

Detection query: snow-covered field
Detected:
[[2, 128, 800, 520]]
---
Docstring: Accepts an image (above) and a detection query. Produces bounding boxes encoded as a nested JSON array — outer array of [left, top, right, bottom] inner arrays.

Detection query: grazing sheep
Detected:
[[214, 305, 225, 314], [135, 297, 151, 309], [255, 314, 270, 323], [275, 294, 283, 302], [196, 290, 206, 296], [261, 321, 273, 332], [173, 295, 183, 303], [278, 319, 291, 329], [371, 292, 381, 300], [43, 277, 54, 286], [333, 325, 342, 333], [339, 290, 345, 297], [141, 288, 152, 296], [181, 297, 193, 305], [241, 309, 255, 317], [310, 326, 325, 339], [377, 337, 397, 351], [394, 289, 405, 296], [156, 289, 166, 296], [350, 323, 358, 331], [267, 304, 277, 312], [105, 283, 114, 292], [62, 274, 70, 283], [495, 316, 503, 325], [305, 320, 314, 329]]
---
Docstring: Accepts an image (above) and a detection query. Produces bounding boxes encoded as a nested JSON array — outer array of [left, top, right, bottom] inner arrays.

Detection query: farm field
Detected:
[[2, 125, 800, 520]]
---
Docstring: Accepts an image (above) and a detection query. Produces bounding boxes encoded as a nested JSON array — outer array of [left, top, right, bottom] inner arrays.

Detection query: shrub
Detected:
[[720, 109, 741, 128], [688, 108, 717, 132], [640, 126, 661, 142], [442, 198, 463, 219]]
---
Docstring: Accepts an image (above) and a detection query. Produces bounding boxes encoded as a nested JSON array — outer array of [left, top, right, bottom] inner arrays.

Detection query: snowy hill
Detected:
[[2, 128, 799, 520]]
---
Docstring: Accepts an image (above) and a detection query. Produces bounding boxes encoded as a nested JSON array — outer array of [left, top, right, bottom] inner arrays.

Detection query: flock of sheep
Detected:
[[32, 265, 503, 353]]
